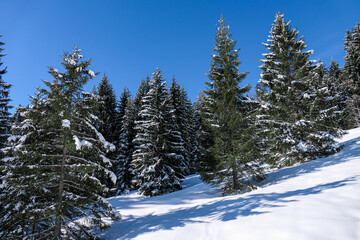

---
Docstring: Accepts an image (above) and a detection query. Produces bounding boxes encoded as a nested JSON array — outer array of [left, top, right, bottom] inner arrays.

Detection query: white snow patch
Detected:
[[303, 93, 310, 99], [65, 58, 76, 66], [62, 119, 70, 128], [100, 154, 112, 166], [297, 141, 308, 152], [84, 120, 115, 151], [73, 135, 93, 150], [88, 70, 96, 77]]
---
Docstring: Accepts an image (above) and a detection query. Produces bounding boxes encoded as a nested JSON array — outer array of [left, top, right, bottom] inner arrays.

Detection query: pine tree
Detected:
[[96, 74, 118, 145], [327, 59, 354, 129], [325, 59, 351, 129], [200, 17, 264, 194], [257, 13, 341, 167], [133, 75, 150, 115], [168, 77, 192, 176], [344, 22, 360, 125], [0, 48, 120, 239], [344, 22, 360, 86], [95, 74, 119, 195], [257, 13, 314, 166], [132, 67, 182, 196], [0, 36, 12, 159], [116, 87, 136, 194], [300, 61, 344, 157], [194, 93, 218, 182], [184, 90, 200, 174]]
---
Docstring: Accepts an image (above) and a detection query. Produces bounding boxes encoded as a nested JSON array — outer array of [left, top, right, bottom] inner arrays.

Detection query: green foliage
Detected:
[[132, 68, 183, 196], [169, 77, 196, 176], [116, 88, 136, 193], [343, 22, 360, 126], [199, 17, 264, 194], [0, 47, 120, 239], [96, 74, 118, 145], [0, 36, 12, 159], [257, 13, 343, 167]]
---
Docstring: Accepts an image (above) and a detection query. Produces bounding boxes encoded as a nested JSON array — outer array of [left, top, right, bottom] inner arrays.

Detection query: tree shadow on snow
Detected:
[[100, 176, 356, 239]]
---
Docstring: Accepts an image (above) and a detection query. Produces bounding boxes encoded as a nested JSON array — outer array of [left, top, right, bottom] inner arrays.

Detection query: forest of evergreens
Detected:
[[0, 13, 359, 239]]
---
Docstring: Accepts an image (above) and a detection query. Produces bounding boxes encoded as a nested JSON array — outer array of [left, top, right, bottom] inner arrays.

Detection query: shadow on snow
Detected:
[[100, 135, 360, 239], [101, 176, 356, 239]]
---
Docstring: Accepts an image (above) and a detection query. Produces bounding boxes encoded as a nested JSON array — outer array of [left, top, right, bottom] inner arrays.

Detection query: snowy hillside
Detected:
[[100, 128, 360, 240]]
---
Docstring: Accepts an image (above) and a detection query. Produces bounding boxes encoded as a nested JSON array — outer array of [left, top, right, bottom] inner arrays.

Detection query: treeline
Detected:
[[0, 13, 359, 239]]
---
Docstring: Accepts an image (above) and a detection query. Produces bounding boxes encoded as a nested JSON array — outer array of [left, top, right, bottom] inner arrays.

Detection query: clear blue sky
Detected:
[[1, 0, 359, 109]]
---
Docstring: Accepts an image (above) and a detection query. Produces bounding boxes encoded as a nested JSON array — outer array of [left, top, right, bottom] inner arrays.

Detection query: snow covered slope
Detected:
[[100, 128, 360, 240]]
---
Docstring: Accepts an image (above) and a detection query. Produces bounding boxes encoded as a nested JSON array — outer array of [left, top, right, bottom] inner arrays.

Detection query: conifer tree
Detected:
[[96, 74, 118, 145], [344, 22, 360, 125], [134, 76, 150, 115], [95, 74, 119, 194], [184, 90, 200, 174], [325, 59, 351, 129], [257, 13, 341, 167], [257, 13, 315, 166], [300, 61, 345, 157], [168, 77, 192, 176], [344, 22, 360, 86], [132, 67, 182, 196], [200, 17, 264, 194], [0, 36, 12, 158], [116, 88, 136, 193], [194, 93, 218, 182], [0, 48, 120, 239], [327, 59, 354, 129]]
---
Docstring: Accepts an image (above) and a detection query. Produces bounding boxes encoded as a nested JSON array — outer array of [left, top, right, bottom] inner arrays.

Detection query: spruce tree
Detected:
[[184, 89, 200, 174], [116, 88, 136, 194], [95, 74, 119, 195], [200, 17, 264, 194], [0, 48, 120, 239], [133, 76, 150, 115], [168, 77, 192, 176], [96, 74, 118, 145], [327, 59, 354, 129], [194, 93, 218, 182], [301, 61, 345, 157], [257, 13, 341, 167], [257, 13, 314, 166], [344, 22, 360, 125], [344, 22, 360, 86], [132, 67, 182, 196], [0, 36, 12, 158]]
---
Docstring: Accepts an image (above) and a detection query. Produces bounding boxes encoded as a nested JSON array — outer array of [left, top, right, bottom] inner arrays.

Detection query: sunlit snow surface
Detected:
[[100, 128, 360, 240]]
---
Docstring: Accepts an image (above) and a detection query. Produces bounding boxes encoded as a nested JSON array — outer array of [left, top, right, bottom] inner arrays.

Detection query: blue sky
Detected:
[[1, 0, 359, 109]]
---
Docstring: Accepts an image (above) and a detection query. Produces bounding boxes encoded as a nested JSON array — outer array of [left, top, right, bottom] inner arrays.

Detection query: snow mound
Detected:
[[100, 128, 360, 240]]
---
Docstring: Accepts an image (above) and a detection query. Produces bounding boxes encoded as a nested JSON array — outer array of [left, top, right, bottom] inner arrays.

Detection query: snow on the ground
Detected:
[[100, 128, 360, 240]]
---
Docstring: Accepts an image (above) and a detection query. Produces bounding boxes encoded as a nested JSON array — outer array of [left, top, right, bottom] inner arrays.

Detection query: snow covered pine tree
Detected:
[[200, 17, 264, 194], [116, 87, 136, 194], [96, 73, 119, 149], [95, 74, 119, 195], [0, 36, 12, 159], [0, 47, 120, 239], [132, 67, 184, 196], [169, 77, 195, 176], [257, 13, 342, 167], [344, 22, 360, 125]]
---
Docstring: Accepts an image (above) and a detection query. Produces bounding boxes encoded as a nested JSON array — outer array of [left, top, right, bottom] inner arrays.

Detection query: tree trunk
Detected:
[[232, 160, 239, 190], [54, 140, 67, 238]]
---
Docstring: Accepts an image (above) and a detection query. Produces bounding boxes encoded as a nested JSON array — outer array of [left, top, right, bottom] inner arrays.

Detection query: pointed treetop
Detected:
[[150, 67, 164, 86]]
